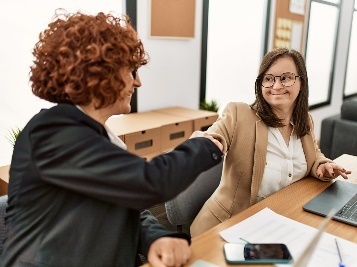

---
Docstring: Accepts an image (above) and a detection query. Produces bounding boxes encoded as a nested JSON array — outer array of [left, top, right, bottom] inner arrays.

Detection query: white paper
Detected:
[[219, 208, 357, 267], [291, 22, 303, 52], [289, 0, 306, 15], [190, 260, 219, 267]]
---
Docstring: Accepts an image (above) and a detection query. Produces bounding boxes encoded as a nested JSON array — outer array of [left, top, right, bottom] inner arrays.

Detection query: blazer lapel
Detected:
[[250, 120, 268, 205], [301, 133, 315, 176]]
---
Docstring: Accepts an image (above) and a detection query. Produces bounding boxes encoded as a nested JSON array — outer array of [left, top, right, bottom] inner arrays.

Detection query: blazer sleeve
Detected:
[[205, 102, 244, 154], [307, 113, 333, 180], [138, 210, 191, 257], [28, 113, 223, 210]]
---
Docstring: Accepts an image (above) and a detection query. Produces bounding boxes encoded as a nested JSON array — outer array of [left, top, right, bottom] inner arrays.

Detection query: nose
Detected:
[[272, 77, 283, 90], [133, 72, 142, 88]]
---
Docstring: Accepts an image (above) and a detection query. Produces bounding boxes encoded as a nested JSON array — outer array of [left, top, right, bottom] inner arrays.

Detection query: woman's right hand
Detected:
[[189, 131, 223, 152]]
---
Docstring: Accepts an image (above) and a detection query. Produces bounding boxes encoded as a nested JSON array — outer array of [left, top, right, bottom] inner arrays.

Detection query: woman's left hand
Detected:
[[316, 162, 352, 180]]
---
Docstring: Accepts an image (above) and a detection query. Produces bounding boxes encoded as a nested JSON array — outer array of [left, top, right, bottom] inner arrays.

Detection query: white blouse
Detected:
[[256, 126, 307, 202]]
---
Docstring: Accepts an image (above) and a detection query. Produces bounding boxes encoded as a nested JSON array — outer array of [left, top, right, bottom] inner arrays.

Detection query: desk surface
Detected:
[[142, 154, 357, 267]]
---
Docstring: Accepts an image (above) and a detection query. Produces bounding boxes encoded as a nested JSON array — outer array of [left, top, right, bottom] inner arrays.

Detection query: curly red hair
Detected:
[[30, 10, 148, 108]]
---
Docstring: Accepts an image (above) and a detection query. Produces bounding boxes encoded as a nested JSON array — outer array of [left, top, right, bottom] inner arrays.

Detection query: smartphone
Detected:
[[223, 243, 293, 264]]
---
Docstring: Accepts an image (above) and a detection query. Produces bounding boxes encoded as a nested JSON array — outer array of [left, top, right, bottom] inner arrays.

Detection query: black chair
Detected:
[[0, 195, 8, 254], [165, 161, 223, 233], [320, 100, 357, 159]]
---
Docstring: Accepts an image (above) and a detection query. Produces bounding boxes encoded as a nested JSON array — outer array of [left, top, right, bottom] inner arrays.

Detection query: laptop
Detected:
[[303, 180, 357, 227]]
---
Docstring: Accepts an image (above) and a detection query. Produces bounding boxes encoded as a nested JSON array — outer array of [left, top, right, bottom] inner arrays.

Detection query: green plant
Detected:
[[6, 127, 22, 148], [200, 99, 219, 112]]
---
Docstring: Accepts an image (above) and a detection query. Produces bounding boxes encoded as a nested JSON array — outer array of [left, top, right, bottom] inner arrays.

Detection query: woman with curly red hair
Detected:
[[0, 10, 223, 267]]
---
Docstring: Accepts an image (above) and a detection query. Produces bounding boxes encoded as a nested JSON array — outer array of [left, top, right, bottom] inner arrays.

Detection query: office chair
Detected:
[[0, 195, 8, 254], [165, 161, 223, 233], [320, 99, 357, 159]]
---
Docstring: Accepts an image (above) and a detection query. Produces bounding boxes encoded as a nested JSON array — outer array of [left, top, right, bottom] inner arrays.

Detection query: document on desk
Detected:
[[219, 208, 357, 267]]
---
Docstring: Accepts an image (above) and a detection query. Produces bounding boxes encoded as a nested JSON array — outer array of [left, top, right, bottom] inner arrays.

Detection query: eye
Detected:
[[281, 73, 293, 81], [264, 75, 273, 82]]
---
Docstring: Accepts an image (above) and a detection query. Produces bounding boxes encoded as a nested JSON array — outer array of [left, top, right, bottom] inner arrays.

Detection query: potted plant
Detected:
[[6, 127, 22, 148], [199, 99, 219, 112]]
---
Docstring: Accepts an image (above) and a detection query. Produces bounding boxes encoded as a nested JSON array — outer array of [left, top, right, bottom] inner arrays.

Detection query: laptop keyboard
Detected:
[[335, 193, 357, 222]]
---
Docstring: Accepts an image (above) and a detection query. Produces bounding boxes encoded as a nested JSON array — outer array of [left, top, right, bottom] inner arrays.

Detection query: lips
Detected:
[[270, 92, 288, 95]]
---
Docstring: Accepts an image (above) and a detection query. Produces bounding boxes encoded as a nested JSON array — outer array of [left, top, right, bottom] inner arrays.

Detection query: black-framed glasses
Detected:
[[260, 72, 300, 88]]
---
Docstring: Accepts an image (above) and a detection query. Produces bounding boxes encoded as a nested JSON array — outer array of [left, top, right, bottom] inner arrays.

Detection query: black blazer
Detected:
[[0, 104, 222, 267]]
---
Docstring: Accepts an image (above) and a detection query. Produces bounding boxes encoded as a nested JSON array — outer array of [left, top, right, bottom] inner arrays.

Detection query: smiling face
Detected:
[[261, 56, 300, 113], [113, 68, 142, 115]]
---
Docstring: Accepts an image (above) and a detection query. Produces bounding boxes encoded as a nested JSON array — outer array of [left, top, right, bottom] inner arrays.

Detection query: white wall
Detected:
[[0, 1, 123, 166], [309, 0, 356, 141], [205, 0, 266, 115], [136, 0, 203, 112]]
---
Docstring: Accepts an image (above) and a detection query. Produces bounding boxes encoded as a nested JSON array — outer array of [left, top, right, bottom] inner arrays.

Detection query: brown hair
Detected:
[[30, 10, 148, 109], [251, 48, 310, 138]]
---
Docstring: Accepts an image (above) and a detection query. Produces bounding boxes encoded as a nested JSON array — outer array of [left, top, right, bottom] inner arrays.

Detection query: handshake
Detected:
[[189, 131, 224, 152]]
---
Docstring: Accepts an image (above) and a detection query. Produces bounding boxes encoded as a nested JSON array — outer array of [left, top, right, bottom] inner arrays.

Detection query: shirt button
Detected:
[[288, 173, 292, 177], [212, 153, 218, 160]]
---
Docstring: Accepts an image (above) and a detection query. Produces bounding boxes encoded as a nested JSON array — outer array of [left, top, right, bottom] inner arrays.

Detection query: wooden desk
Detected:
[[142, 154, 357, 267]]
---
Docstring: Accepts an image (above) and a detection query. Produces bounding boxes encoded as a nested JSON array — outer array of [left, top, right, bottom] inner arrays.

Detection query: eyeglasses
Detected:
[[260, 72, 300, 88]]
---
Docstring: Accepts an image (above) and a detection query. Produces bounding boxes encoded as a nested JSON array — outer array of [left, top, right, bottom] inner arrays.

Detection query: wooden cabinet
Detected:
[[106, 107, 218, 160]]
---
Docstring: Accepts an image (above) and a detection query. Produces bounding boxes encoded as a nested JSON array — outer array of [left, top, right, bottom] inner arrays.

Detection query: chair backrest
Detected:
[[341, 99, 357, 122], [320, 100, 357, 159], [165, 161, 223, 232], [0, 195, 8, 254]]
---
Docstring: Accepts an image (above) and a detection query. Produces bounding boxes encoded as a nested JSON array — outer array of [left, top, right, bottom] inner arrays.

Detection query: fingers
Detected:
[[161, 241, 190, 267], [148, 253, 166, 267], [335, 169, 348, 179], [165, 239, 190, 267], [189, 131, 223, 152], [148, 237, 191, 267], [335, 169, 351, 179], [317, 162, 351, 180], [324, 163, 335, 178], [206, 136, 223, 152], [189, 130, 207, 139]]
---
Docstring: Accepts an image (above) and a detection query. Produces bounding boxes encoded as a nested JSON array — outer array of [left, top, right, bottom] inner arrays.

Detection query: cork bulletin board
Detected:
[[273, 0, 307, 53], [150, 0, 196, 38]]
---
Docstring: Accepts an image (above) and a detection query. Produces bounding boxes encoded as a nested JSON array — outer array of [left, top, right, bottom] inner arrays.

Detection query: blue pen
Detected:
[[335, 238, 346, 267]]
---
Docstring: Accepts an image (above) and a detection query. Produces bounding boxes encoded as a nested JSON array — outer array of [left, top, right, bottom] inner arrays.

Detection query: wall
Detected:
[[0, 1, 124, 166], [136, 0, 203, 112], [309, 0, 355, 141], [0, 0, 203, 166]]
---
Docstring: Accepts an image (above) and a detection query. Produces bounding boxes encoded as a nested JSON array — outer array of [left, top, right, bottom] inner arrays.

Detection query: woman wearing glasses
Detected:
[[190, 48, 350, 237]]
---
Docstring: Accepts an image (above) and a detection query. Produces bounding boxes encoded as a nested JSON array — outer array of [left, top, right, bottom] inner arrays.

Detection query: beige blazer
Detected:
[[190, 102, 331, 237]]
